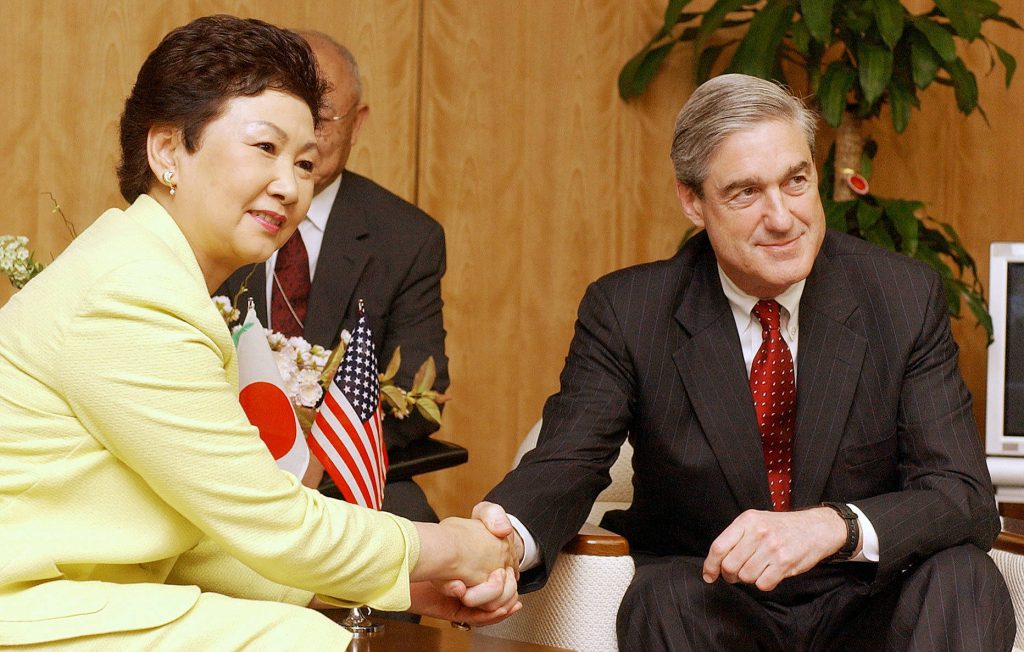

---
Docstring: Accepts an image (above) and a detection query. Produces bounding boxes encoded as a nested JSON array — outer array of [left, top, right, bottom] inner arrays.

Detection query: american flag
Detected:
[[308, 306, 387, 509]]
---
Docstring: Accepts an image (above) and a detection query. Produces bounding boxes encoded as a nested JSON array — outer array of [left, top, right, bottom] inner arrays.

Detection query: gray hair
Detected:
[[671, 74, 817, 196], [297, 30, 363, 101]]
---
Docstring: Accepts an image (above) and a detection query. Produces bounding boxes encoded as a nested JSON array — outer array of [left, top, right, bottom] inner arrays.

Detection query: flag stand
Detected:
[[340, 606, 383, 638]]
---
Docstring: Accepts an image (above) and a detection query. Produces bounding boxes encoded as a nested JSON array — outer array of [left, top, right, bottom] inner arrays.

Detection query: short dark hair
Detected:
[[117, 15, 327, 203]]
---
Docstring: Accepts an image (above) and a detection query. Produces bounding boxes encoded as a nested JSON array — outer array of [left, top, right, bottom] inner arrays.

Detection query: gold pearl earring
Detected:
[[161, 169, 177, 197]]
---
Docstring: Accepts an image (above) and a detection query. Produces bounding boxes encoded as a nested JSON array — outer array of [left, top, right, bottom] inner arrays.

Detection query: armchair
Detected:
[[480, 420, 1024, 652]]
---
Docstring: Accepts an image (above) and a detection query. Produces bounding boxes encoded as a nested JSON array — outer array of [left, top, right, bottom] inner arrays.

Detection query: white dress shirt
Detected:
[[264, 174, 343, 330], [511, 265, 878, 571]]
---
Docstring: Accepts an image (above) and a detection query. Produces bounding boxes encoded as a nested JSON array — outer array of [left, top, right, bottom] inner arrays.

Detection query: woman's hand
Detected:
[[411, 569, 522, 626], [412, 504, 518, 586]]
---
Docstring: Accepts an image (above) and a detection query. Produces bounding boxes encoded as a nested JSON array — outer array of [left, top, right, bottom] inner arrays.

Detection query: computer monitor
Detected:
[[985, 242, 1024, 499]]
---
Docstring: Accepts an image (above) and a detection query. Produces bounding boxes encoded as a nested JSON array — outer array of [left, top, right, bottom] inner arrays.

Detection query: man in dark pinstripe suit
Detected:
[[483, 74, 1014, 650]]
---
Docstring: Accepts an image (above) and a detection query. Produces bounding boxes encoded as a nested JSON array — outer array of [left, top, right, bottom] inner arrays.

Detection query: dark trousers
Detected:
[[617, 544, 1015, 652]]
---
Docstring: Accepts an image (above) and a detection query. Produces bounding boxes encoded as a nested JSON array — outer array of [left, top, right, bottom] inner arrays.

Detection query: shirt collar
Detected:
[[305, 172, 343, 232], [717, 265, 805, 330]]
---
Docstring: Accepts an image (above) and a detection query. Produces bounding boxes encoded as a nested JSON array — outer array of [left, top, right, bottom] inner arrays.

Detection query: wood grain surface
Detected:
[[1, 1, 1022, 521]]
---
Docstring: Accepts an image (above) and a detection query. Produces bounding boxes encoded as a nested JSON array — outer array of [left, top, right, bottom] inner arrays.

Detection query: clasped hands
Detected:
[[701, 507, 850, 592], [411, 501, 522, 626]]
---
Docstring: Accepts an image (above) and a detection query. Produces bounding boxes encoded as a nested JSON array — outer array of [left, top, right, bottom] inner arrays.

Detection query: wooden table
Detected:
[[322, 613, 571, 652]]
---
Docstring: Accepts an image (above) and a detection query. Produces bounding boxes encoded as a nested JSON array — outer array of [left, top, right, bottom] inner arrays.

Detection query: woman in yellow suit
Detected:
[[0, 15, 518, 649]]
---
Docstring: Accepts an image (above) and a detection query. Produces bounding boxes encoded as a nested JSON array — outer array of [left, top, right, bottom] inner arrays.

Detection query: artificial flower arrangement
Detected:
[[0, 195, 74, 289], [1, 199, 446, 427], [212, 293, 446, 425]]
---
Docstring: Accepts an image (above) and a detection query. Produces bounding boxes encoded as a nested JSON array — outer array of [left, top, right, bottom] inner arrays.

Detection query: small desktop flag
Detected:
[[236, 300, 310, 479], [308, 303, 388, 509]]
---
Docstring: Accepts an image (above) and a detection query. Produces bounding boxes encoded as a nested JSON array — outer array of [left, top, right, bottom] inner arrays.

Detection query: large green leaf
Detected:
[[824, 198, 855, 231], [696, 42, 733, 83], [995, 44, 1018, 87], [990, 14, 1023, 30], [858, 41, 894, 105], [961, 0, 1000, 18], [934, 0, 982, 40], [661, 0, 694, 36], [911, 17, 956, 63], [872, 0, 905, 49], [944, 57, 980, 113], [877, 198, 922, 254], [887, 77, 913, 133], [800, 0, 834, 43], [695, 0, 749, 53], [619, 42, 677, 99], [791, 15, 812, 55], [909, 30, 942, 88], [817, 61, 858, 127], [856, 200, 884, 232], [726, 0, 796, 79]]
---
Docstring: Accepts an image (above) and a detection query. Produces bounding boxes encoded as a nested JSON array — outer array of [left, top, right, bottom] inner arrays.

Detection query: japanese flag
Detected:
[[235, 303, 309, 479]]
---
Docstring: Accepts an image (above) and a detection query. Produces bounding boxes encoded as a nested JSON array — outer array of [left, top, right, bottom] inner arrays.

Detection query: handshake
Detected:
[[409, 501, 524, 626]]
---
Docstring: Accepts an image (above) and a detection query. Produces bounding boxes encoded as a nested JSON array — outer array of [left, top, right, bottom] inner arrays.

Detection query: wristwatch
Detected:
[[821, 501, 860, 562]]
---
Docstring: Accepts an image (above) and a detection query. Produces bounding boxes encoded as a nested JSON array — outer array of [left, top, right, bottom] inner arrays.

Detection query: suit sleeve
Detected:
[[57, 261, 420, 610], [853, 271, 999, 585], [486, 280, 633, 591], [379, 222, 450, 450]]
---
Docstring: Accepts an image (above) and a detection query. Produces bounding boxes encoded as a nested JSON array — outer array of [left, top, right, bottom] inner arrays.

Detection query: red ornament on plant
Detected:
[[841, 167, 870, 196]]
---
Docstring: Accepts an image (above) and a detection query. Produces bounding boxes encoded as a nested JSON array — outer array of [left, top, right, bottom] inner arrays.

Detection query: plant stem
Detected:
[[833, 111, 864, 201]]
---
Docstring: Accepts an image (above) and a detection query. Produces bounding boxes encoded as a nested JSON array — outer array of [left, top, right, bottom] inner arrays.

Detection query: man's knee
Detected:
[[617, 556, 774, 651], [894, 544, 1015, 651]]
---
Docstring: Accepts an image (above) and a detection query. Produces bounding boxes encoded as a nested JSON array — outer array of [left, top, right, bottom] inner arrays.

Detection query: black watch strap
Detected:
[[822, 501, 860, 562]]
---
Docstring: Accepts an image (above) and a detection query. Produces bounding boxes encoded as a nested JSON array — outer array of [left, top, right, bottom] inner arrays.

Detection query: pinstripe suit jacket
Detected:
[[488, 229, 999, 594]]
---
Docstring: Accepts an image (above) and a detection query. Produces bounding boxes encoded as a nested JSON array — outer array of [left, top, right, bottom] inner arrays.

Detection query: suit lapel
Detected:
[[790, 238, 866, 506], [673, 240, 773, 510], [304, 172, 371, 349]]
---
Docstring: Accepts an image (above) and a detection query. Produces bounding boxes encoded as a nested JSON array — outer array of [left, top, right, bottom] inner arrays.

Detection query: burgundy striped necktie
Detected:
[[749, 299, 795, 511], [270, 230, 310, 338]]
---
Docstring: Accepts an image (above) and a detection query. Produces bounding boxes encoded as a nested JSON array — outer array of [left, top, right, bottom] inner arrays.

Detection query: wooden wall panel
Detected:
[[3, 1, 1022, 524], [417, 1, 696, 516], [0, 0, 419, 302]]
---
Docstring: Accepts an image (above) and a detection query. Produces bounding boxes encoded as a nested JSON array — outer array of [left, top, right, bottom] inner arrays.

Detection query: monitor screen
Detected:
[[1005, 262, 1024, 437], [987, 243, 1024, 456]]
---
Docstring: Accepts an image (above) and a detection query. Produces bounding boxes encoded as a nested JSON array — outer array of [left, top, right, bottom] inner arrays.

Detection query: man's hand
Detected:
[[471, 501, 522, 579], [702, 507, 848, 591]]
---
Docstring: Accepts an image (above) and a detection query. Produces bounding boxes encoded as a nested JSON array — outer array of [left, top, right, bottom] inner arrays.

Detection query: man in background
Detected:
[[219, 31, 448, 523], [482, 74, 1013, 650]]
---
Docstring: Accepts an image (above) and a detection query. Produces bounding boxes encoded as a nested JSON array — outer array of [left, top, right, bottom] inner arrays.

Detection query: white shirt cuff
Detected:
[[848, 503, 879, 562], [507, 513, 542, 571]]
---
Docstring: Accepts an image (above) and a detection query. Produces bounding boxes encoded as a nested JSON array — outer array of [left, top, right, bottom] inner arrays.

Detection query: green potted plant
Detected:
[[620, 0, 1020, 340]]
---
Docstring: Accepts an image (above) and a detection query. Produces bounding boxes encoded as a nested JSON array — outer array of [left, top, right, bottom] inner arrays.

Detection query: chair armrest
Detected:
[[386, 438, 468, 481], [996, 530, 1024, 555], [561, 523, 630, 556]]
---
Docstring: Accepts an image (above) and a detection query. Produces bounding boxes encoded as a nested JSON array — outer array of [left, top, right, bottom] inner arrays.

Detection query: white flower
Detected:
[[210, 295, 240, 324], [266, 330, 287, 350], [293, 368, 325, 407], [339, 329, 352, 346], [273, 350, 299, 381], [0, 235, 44, 289], [287, 336, 312, 355]]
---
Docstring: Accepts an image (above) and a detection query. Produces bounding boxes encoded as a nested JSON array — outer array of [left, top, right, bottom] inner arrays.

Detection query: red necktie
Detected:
[[270, 230, 310, 338], [750, 299, 795, 511]]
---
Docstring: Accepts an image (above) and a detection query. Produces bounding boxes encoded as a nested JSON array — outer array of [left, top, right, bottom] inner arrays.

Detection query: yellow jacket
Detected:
[[0, 195, 419, 645]]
